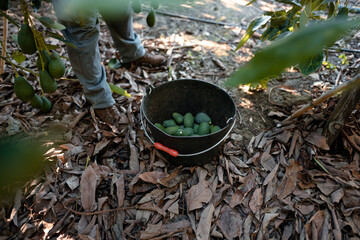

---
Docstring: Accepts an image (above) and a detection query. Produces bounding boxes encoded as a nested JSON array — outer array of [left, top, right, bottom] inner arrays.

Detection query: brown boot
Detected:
[[94, 105, 121, 125], [131, 52, 166, 67]]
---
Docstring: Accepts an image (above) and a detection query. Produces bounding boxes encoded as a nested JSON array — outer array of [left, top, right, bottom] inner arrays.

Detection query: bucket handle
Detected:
[[140, 103, 236, 157]]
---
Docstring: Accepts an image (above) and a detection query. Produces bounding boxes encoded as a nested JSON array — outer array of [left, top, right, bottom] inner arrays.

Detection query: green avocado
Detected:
[[36, 50, 51, 71], [30, 94, 43, 109], [131, 0, 142, 13], [195, 112, 212, 124], [172, 112, 184, 125], [39, 70, 57, 94], [184, 112, 194, 128], [39, 96, 52, 113], [164, 126, 180, 135], [198, 122, 211, 135], [14, 76, 35, 102], [17, 24, 37, 55], [48, 53, 65, 78], [146, 9, 156, 27], [163, 119, 177, 128]]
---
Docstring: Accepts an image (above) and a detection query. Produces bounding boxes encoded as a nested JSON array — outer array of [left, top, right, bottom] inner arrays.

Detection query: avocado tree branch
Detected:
[[0, 55, 38, 76], [283, 73, 360, 122]]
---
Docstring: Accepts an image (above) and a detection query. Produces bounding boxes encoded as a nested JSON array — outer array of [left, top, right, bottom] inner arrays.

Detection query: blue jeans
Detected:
[[52, 1, 145, 108]]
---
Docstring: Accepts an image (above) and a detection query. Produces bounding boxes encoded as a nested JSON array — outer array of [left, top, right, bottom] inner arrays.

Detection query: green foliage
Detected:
[[298, 51, 324, 76], [109, 83, 131, 97], [235, 0, 358, 83], [339, 53, 349, 65], [12, 51, 26, 64], [34, 15, 66, 30], [0, 135, 46, 200], [225, 18, 360, 88]]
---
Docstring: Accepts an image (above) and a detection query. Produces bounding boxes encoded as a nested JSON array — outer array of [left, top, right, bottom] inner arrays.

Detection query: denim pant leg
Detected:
[[101, 6, 146, 63], [52, 1, 115, 109]]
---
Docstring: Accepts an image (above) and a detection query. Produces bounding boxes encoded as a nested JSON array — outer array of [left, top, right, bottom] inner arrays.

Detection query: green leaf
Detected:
[[11, 51, 26, 64], [224, 18, 360, 88], [45, 44, 60, 50], [108, 83, 131, 97], [45, 31, 77, 49], [235, 31, 254, 51], [275, 0, 301, 7], [35, 16, 66, 30], [298, 51, 324, 75], [246, 0, 257, 6], [250, 16, 272, 32], [107, 58, 122, 69], [235, 16, 271, 50], [328, 2, 335, 19]]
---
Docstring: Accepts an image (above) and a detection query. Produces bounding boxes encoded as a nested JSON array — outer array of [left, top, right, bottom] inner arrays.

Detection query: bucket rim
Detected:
[[141, 78, 237, 139]]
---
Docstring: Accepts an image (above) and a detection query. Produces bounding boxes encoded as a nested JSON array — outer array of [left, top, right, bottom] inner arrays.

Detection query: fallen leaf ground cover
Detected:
[[0, 1, 359, 239]]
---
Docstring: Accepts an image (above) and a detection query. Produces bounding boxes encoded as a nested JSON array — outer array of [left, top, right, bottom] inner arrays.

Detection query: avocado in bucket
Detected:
[[141, 79, 236, 166]]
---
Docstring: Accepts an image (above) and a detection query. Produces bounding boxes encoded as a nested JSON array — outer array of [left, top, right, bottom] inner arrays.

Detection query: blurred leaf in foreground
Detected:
[[0, 135, 46, 200], [224, 18, 360, 88]]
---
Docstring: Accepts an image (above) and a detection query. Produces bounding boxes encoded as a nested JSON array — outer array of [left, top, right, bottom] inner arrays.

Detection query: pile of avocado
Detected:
[[154, 112, 221, 137], [13, 23, 66, 113]]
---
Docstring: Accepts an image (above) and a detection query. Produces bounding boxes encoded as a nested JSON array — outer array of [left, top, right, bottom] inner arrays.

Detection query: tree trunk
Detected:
[[324, 68, 360, 146]]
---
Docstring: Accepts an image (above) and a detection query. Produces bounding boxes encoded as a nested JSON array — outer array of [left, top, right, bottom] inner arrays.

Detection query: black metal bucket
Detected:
[[140, 79, 236, 166]]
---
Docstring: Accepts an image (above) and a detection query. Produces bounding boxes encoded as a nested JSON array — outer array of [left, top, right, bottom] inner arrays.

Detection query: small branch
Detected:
[[326, 47, 360, 54], [283, 74, 360, 122], [0, 13, 8, 75], [143, 7, 239, 27], [63, 204, 134, 216], [0, 55, 38, 76]]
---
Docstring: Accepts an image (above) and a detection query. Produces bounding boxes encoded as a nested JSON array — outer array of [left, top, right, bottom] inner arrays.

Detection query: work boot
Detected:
[[94, 105, 121, 126], [131, 52, 166, 67]]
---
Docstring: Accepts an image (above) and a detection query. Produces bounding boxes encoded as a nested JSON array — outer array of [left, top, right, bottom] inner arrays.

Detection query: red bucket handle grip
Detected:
[[154, 142, 178, 157]]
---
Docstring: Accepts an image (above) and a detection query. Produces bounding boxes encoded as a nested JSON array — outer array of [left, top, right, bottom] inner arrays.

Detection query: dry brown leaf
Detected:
[[342, 189, 360, 208], [186, 180, 212, 211], [196, 204, 215, 240], [305, 210, 325, 240], [268, 111, 287, 118], [116, 174, 125, 207], [305, 132, 330, 150], [331, 188, 344, 203], [277, 159, 301, 199], [295, 203, 315, 215], [263, 163, 279, 186], [66, 176, 79, 190], [260, 152, 276, 171], [93, 139, 110, 156], [129, 142, 140, 172], [257, 213, 279, 240], [138, 189, 165, 204], [265, 176, 278, 203], [249, 187, 263, 214], [80, 165, 97, 212], [230, 173, 256, 208], [137, 202, 166, 216], [139, 171, 169, 185], [216, 204, 242, 239], [9, 190, 22, 227], [316, 181, 339, 196], [275, 130, 292, 144], [140, 222, 163, 240]]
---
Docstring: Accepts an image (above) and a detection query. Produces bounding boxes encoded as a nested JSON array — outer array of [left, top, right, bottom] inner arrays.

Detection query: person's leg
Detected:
[[52, 0, 115, 109], [101, 6, 166, 66], [101, 5, 145, 63]]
